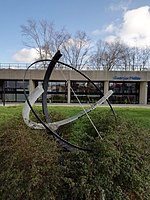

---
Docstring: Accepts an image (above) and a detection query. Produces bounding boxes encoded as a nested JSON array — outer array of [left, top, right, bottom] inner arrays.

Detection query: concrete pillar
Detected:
[[104, 81, 109, 94], [67, 80, 71, 103], [139, 81, 148, 104], [29, 79, 35, 94], [103, 81, 109, 104]]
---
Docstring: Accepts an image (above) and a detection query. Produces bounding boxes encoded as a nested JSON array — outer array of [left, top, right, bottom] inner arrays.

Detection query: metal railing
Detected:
[[0, 62, 68, 70], [0, 63, 30, 69], [0, 62, 150, 71]]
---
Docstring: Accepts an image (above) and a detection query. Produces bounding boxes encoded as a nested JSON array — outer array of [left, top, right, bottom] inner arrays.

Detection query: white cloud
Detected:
[[92, 23, 117, 36], [91, 29, 102, 36], [105, 35, 117, 43], [103, 6, 150, 48], [119, 6, 150, 47], [12, 48, 39, 62], [109, 3, 127, 12], [105, 24, 117, 33], [64, 37, 90, 49], [109, 0, 132, 12]]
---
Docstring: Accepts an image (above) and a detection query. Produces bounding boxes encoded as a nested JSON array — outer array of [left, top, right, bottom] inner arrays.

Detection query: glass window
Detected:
[[48, 81, 67, 93], [109, 82, 139, 94], [109, 82, 139, 104], [16, 81, 28, 89], [50, 94, 67, 103], [147, 82, 150, 104], [36, 81, 67, 103], [5, 80, 29, 91], [2, 81, 29, 102], [71, 81, 104, 103]]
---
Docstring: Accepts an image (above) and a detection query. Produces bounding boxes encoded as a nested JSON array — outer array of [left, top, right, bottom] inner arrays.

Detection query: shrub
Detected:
[[59, 111, 150, 199], [0, 116, 63, 199], [0, 110, 149, 199]]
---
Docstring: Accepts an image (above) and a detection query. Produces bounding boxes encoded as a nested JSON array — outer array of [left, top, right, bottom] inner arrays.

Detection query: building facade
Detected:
[[0, 68, 150, 104]]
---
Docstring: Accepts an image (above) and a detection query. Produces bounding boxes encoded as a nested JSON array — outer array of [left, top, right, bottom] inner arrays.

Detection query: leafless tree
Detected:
[[121, 46, 150, 71], [90, 39, 150, 71], [21, 19, 70, 61], [21, 20, 150, 71], [90, 40, 127, 70], [89, 40, 107, 70], [62, 31, 92, 69], [134, 47, 150, 71], [140, 47, 150, 70]]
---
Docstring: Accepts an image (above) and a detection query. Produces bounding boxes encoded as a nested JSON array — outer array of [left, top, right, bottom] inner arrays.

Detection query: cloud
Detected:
[[105, 24, 117, 33], [12, 48, 39, 62], [109, 4, 126, 12], [109, 0, 132, 12], [119, 6, 150, 47], [92, 29, 102, 36], [105, 35, 117, 43], [103, 6, 150, 47], [63, 37, 90, 49], [92, 23, 117, 36]]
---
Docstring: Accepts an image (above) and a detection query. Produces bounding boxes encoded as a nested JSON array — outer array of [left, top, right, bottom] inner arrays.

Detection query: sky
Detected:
[[0, 0, 150, 63]]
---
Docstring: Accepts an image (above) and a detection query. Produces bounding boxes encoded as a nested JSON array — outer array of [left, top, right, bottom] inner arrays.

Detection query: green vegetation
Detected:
[[0, 106, 150, 199], [0, 106, 22, 124]]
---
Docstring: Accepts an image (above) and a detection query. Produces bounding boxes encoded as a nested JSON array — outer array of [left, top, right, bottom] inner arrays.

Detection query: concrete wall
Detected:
[[1, 69, 150, 82], [0, 69, 150, 104]]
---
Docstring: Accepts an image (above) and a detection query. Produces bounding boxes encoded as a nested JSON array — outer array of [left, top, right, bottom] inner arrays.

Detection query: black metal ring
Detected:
[[23, 51, 116, 151]]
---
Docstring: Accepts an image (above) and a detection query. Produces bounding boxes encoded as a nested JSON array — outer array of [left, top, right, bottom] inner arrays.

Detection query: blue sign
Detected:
[[113, 76, 141, 80]]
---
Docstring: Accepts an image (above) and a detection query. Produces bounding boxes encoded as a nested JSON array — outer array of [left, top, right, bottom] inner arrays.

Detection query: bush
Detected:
[[59, 111, 150, 199], [0, 117, 63, 199], [0, 110, 149, 199]]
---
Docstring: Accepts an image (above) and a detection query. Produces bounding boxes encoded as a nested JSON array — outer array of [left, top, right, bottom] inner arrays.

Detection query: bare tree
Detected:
[[21, 20, 150, 71], [123, 46, 150, 71], [90, 40, 127, 71], [136, 47, 150, 70], [90, 39, 150, 71], [89, 40, 107, 70], [21, 19, 70, 60], [62, 31, 92, 69]]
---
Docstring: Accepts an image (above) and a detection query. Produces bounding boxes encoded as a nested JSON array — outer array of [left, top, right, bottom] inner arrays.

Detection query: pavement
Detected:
[[1, 102, 150, 108]]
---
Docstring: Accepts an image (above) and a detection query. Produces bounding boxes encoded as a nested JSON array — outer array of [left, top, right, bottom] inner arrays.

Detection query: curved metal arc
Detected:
[[23, 57, 116, 119], [22, 85, 45, 129], [38, 55, 116, 127], [38, 52, 115, 138], [23, 62, 90, 151], [37, 51, 107, 135], [23, 85, 90, 151], [53, 90, 114, 128], [42, 51, 62, 123], [22, 54, 116, 151], [57, 60, 116, 118], [22, 85, 113, 130]]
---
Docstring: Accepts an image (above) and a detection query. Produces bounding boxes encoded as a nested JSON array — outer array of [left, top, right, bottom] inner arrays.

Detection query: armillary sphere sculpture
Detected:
[[22, 50, 115, 151]]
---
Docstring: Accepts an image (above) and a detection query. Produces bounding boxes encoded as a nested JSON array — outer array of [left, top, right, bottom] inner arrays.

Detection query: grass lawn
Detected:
[[0, 105, 150, 127], [0, 105, 150, 129], [114, 107, 150, 129], [0, 106, 22, 124]]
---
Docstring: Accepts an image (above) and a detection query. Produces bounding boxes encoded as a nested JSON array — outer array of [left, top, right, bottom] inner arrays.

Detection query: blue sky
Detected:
[[0, 0, 150, 62]]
